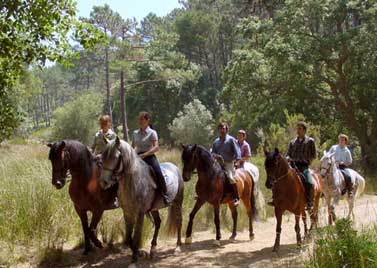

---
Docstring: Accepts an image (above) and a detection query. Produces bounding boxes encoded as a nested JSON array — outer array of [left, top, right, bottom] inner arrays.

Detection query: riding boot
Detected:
[[306, 185, 314, 211], [231, 183, 240, 206]]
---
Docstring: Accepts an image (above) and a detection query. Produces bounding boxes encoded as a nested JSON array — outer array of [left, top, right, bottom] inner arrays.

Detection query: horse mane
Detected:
[[195, 145, 224, 176]]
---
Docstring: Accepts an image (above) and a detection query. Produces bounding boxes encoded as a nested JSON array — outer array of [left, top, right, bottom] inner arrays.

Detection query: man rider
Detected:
[[212, 122, 242, 206], [329, 134, 354, 196], [286, 121, 316, 210]]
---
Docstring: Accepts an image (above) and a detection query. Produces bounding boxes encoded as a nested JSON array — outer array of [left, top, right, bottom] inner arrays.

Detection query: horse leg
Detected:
[[75, 207, 91, 255], [150, 211, 161, 259], [89, 210, 104, 248], [228, 203, 238, 240], [295, 213, 302, 247], [124, 220, 134, 249], [185, 199, 205, 244], [173, 197, 183, 253], [326, 196, 333, 225], [347, 195, 355, 220], [213, 203, 221, 245], [243, 195, 255, 241], [130, 212, 145, 265], [301, 210, 308, 239], [273, 208, 283, 253]]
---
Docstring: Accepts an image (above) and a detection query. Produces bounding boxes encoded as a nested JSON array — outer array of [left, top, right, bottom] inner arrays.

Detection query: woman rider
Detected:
[[132, 111, 170, 204]]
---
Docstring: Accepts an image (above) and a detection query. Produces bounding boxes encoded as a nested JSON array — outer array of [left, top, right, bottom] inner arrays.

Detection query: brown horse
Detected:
[[264, 148, 322, 252], [181, 144, 258, 244], [48, 140, 118, 255]]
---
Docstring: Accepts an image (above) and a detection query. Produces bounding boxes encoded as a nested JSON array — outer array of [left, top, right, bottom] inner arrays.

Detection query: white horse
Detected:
[[319, 151, 365, 224]]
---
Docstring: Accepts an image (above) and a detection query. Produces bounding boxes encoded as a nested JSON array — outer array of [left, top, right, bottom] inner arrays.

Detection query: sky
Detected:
[[76, 0, 183, 21]]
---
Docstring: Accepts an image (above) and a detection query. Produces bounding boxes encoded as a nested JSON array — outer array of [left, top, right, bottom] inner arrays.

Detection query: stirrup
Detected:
[[234, 198, 240, 206], [162, 194, 171, 205]]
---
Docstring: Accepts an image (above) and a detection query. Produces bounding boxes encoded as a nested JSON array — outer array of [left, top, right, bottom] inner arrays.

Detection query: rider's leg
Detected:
[[224, 161, 240, 206], [143, 155, 170, 204], [340, 166, 354, 197], [303, 168, 314, 210]]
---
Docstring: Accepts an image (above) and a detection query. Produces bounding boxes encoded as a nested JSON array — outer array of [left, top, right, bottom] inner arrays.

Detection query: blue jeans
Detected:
[[140, 153, 167, 195]]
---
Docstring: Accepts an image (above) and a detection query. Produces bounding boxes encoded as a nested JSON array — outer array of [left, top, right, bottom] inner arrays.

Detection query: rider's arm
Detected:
[[232, 139, 241, 161], [343, 149, 352, 167], [242, 143, 251, 163]]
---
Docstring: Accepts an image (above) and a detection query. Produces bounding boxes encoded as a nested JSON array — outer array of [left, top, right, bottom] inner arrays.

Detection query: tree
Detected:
[[0, 0, 101, 142], [224, 0, 377, 172], [169, 99, 214, 146]]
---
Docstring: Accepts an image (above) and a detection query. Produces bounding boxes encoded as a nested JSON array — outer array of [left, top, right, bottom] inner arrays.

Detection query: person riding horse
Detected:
[[211, 122, 242, 206], [92, 115, 117, 155], [329, 134, 354, 196], [287, 121, 316, 210], [268, 121, 316, 210], [132, 111, 170, 204], [236, 129, 251, 169]]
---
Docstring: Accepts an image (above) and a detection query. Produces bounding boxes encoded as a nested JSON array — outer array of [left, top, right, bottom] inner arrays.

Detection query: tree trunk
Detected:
[[105, 28, 111, 118], [120, 70, 128, 141]]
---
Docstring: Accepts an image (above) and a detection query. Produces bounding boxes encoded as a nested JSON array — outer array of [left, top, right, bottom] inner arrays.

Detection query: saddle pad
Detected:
[[243, 162, 259, 183], [150, 162, 180, 211]]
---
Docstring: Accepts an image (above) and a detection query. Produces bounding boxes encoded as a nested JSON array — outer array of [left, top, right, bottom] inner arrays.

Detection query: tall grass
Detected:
[[0, 143, 270, 266], [307, 219, 377, 268]]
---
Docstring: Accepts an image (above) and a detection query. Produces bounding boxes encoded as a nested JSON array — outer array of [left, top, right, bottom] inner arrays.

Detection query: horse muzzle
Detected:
[[53, 180, 65, 189]]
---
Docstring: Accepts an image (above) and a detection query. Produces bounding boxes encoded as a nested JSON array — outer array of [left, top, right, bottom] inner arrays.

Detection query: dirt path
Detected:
[[45, 195, 377, 268]]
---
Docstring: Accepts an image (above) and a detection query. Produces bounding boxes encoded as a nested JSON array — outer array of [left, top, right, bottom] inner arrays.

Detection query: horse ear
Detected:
[[323, 150, 327, 156], [115, 136, 121, 148], [274, 148, 280, 155], [47, 143, 53, 148], [58, 141, 65, 151], [180, 143, 186, 150], [264, 149, 269, 157]]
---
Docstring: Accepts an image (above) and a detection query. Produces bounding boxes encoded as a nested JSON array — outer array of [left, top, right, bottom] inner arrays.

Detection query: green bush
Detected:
[[307, 219, 377, 268], [50, 91, 103, 145], [169, 99, 214, 147]]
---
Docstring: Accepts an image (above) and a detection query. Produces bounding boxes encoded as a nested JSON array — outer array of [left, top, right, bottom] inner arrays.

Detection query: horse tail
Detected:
[[355, 174, 365, 198], [166, 203, 180, 237], [250, 178, 260, 222]]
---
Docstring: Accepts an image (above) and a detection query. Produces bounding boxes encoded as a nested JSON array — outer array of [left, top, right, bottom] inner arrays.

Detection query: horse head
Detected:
[[48, 141, 70, 189], [320, 150, 335, 177], [181, 144, 198, 182], [264, 148, 286, 189]]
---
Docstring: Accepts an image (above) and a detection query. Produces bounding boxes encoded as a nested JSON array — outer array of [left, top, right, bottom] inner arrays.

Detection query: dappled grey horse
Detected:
[[99, 137, 184, 268], [320, 151, 365, 224]]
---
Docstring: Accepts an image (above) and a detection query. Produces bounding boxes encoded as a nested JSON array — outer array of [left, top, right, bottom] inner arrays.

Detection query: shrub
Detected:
[[50, 91, 103, 145], [307, 219, 377, 268], [169, 99, 214, 147]]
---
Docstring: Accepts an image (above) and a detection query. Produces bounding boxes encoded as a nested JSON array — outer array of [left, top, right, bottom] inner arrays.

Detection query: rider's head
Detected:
[[237, 130, 246, 143], [218, 122, 229, 138], [338, 134, 349, 147], [296, 121, 307, 138], [138, 111, 151, 130], [99, 115, 112, 133]]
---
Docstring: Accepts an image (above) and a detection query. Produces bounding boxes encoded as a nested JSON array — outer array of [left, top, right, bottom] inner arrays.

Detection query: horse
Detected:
[[319, 151, 365, 224], [98, 136, 184, 268], [47, 140, 118, 255], [264, 148, 322, 252], [181, 144, 258, 245]]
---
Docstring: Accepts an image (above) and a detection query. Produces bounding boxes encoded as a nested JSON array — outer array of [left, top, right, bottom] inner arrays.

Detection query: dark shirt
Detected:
[[287, 135, 316, 165]]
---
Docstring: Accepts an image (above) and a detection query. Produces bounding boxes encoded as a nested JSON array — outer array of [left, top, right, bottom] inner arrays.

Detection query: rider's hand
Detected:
[[140, 153, 147, 159]]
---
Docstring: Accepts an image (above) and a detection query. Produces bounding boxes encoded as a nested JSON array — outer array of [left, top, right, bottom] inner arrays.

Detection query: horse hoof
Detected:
[[174, 246, 182, 255], [213, 240, 221, 247], [185, 237, 192, 244], [138, 250, 148, 258], [128, 263, 137, 268], [249, 234, 255, 241], [150, 247, 157, 259], [229, 235, 236, 241]]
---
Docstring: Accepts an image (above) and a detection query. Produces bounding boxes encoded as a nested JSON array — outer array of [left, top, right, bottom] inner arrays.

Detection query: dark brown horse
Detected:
[[48, 140, 118, 255], [264, 148, 323, 252], [181, 144, 258, 245]]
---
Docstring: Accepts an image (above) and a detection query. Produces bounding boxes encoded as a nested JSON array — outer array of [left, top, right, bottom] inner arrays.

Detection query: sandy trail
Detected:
[[46, 195, 377, 268]]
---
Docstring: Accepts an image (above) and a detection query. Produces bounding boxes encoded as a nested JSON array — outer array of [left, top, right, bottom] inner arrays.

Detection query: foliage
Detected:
[[50, 92, 103, 145], [169, 99, 214, 147], [224, 0, 377, 172], [0, 0, 103, 142], [307, 219, 377, 268]]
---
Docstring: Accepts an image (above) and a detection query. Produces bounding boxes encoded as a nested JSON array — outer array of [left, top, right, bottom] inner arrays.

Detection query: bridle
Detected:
[[102, 150, 124, 178]]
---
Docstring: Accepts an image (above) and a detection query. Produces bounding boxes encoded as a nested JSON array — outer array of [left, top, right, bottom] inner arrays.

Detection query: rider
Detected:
[[286, 121, 317, 210], [211, 122, 242, 206], [236, 129, 251, 169], [132, 111, 170, 205], [329, 134, 354, 196], [92, 115, 117, 156]]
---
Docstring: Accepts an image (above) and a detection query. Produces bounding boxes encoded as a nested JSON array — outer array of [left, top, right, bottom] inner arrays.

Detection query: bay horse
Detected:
[[264, 148, 322, 252], [47, 140, 118, 255], [98, 137, 184, 268], [320, 151, 365, 224], [181, 144, 258, 245]]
